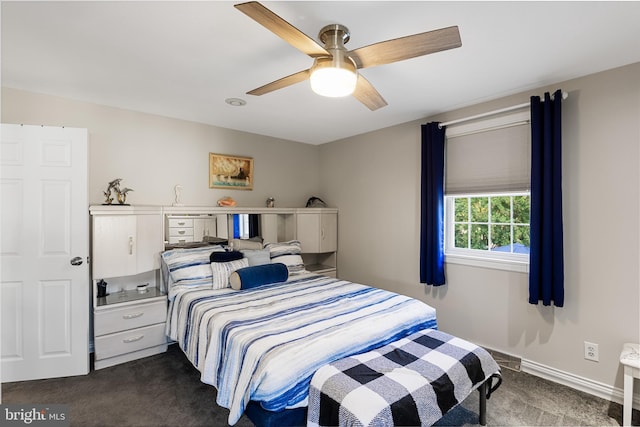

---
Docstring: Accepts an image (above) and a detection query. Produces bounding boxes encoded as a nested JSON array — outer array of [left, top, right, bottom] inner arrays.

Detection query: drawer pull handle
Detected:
[[123, 335, 144, 343], [178, 221, 186, 225], [122, 312, 144, 319], [178, 230, 185, 235]]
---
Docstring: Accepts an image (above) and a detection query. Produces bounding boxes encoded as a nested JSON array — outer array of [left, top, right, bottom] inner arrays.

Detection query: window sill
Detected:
[[445, 253, 529, 273]]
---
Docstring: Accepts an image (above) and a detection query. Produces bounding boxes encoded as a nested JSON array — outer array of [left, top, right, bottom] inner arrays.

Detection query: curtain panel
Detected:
[[529, 90, 564, 307], [420, 122, 446, 286]]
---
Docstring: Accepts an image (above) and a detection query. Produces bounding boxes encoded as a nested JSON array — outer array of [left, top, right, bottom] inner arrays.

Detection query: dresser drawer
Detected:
[[168, 235, 195, 244], [94, 323, 167, 360], [94, 300, 166, 336], [168, 218, 193, 228], [169, 227, 194, 237]]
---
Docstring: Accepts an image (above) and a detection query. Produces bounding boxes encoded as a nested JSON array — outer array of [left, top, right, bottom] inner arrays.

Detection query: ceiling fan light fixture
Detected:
[[310, 55, 357, 98]]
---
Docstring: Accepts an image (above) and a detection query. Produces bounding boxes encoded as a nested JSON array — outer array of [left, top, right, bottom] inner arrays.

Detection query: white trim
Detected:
[[521, 358, 640, 409], [445, 253, 529, 273]]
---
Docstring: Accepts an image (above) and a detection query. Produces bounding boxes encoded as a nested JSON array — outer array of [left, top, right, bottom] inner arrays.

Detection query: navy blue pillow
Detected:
[[210, 250, 244, 263], [229, 263, 289, 290]]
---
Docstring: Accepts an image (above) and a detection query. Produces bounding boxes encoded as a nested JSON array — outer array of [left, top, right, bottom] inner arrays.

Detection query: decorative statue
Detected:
[[104, 178, 133, 205], [173, 185, 184, 206]]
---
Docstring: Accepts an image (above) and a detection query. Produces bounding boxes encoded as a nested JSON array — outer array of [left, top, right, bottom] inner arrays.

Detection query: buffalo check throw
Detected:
[[307, 329, 501, 427]]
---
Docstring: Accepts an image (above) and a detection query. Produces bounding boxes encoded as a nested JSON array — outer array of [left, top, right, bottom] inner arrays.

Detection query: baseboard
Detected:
[[521, 358, 640, 409]]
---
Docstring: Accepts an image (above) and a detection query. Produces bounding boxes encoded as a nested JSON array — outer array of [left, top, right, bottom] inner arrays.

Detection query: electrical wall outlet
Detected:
[[584, 341, 599, 362]]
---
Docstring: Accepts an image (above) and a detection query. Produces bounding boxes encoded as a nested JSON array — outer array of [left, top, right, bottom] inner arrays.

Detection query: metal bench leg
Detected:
[[478, 381, 487, 426]]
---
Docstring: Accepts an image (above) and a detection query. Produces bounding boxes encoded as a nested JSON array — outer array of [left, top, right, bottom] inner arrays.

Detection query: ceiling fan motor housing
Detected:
[[319, 24, 351, 47], [315, 24, 356, 74]]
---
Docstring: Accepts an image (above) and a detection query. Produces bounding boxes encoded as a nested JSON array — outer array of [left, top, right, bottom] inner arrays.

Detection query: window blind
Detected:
[[445, 122, 530, 195]]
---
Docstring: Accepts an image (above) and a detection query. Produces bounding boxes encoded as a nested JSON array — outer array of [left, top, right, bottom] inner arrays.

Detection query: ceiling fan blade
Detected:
[[352, 74, 387, 111], [235, 2, 329, 58], [247, 69, 311, 96], [348, 26, 462, 69]]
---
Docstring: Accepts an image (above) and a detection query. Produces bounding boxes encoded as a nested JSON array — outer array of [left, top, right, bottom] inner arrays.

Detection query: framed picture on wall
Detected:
[[209, 153, 254, 190]]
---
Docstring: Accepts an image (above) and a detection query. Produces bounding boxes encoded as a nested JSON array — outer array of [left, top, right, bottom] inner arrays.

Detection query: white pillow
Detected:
[[230, 238, 263, 251], [161, 245, 225, 290], [264, 240, 307, 276], [240, 249, 271, 266], [211, 258, 249, 289]]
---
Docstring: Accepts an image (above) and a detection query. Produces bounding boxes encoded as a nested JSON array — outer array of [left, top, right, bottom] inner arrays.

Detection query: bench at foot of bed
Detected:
[[307, 328, 502, 427]]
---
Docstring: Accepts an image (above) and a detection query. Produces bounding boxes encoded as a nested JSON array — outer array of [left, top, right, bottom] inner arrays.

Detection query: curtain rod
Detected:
[[439, 91, 568, 128]]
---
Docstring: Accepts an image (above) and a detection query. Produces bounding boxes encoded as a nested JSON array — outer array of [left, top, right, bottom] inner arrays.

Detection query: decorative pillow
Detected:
[[240, 249, 271, 266], [230, 238, 263, 251], [210, 250, 244, 263], [229, 263, 289, 290], [264, 240, 306, 276], [211, 258, 249, 289], [161, 245, 226, 289]]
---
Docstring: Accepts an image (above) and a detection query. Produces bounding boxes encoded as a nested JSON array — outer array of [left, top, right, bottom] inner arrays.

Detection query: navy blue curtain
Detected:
[[233, 214, 240, 238], [420, 122, 446, 285], [529, 90, 564, 306]]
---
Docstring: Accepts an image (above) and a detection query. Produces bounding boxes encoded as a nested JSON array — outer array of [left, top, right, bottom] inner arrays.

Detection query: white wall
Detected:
[[1, 88, 322, 208], [320, 63, 640, 398]]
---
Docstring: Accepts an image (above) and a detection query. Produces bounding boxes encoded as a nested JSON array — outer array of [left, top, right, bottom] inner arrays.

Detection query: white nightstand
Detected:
[[94, 287, 168, 369]]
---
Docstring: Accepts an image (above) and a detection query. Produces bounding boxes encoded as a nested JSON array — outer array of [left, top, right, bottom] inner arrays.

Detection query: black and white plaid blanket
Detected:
[[307, 329, 501, 427]]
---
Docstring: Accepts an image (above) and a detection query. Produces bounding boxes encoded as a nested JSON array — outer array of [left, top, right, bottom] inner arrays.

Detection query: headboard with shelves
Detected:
[[161, 206, 297, 249], [160, 206, 337, 276]]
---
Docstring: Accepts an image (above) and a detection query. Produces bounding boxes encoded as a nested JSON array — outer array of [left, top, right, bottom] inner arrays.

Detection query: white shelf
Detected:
[[95, 287, 165, 309]]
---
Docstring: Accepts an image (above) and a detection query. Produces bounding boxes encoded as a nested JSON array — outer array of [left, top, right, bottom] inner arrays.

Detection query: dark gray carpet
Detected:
[[2, 344, 637, 426]]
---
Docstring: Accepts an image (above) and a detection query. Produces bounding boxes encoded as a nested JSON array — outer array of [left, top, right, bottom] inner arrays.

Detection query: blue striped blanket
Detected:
[[166, 274, 438, 425]]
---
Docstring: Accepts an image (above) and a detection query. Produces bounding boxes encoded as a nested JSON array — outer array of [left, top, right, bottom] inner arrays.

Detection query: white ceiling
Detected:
[[3, 1, 640, 145]]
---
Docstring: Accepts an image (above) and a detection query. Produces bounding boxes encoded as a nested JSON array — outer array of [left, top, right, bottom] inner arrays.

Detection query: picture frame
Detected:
[[209, 153, 254, 190]]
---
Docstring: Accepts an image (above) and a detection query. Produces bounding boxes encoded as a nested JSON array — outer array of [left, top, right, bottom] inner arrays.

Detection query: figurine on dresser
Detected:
[[103, 178, 133, 205]]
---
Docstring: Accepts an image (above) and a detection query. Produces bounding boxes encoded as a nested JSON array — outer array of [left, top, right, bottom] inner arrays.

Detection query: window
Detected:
[[442, 113, 532, 272], [445, 193, 530, 271]]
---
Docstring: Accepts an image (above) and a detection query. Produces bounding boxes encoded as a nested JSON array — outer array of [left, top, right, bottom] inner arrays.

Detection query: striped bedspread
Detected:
[[166, 273, 438, 425]]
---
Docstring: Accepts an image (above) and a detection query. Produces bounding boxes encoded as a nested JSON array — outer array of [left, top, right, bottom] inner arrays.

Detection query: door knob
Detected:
[[70, 256, 83, 266]]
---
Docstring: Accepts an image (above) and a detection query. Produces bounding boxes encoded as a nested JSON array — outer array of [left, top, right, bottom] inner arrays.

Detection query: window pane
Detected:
[[513, 195, 530, 223], [470, 197, 488, 222], [491, 224, 511, 248], [491, 196, 511, 223], [455, 224, 468, 248], [454, 198, 469, 222], [471, 224, 488, 250], [514, 225, 530, 247]]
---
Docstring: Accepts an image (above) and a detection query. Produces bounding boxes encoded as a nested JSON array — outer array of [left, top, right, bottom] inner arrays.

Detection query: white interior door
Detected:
[[1, 124, 90, 382]]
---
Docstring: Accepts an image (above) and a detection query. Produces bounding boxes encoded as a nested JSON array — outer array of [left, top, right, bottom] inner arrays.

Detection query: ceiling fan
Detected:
[[234, 1, 462, 111]]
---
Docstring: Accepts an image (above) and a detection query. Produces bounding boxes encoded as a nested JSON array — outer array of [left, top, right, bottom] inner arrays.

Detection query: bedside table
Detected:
[[94, 287, 168, 370]]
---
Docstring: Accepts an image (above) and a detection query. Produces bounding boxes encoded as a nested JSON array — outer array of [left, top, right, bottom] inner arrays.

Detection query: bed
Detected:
[[161, 244, 439, 425]]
